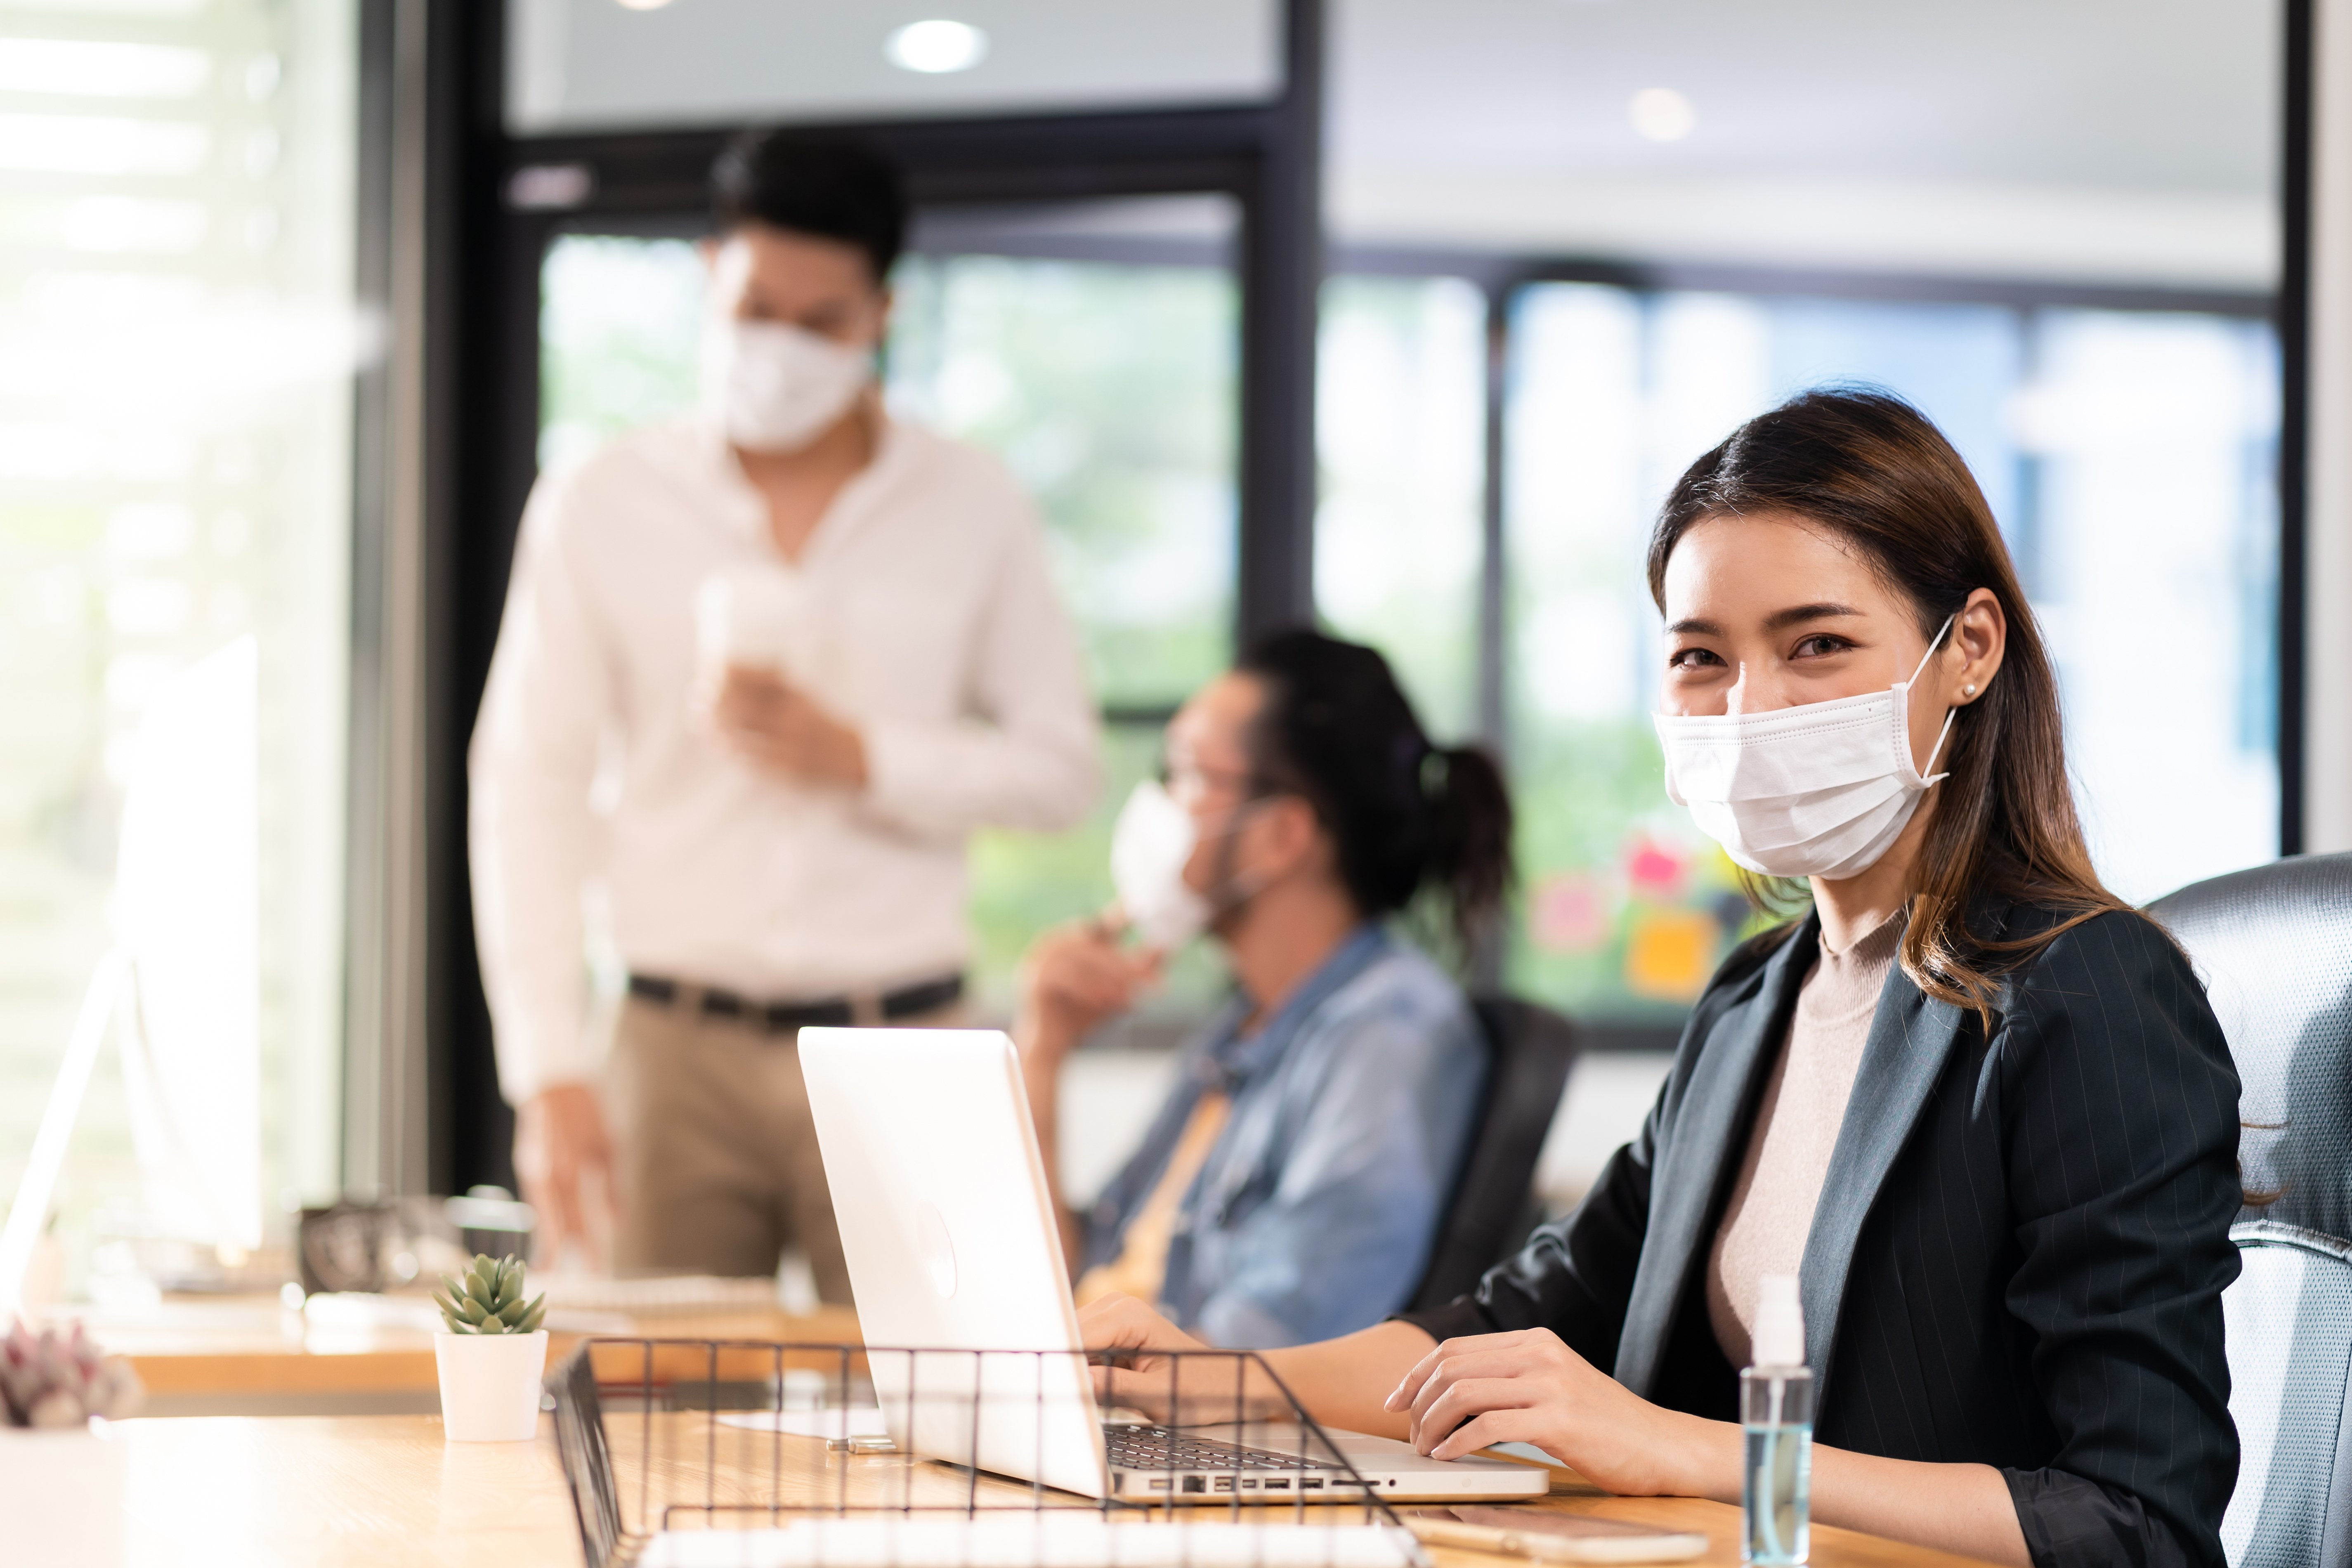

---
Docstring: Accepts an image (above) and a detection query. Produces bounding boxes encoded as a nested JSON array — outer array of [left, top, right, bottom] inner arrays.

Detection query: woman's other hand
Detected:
[[1386, 1327, 1730, 1498], [1080, 1292, 1282, 1424], [1080, 1291, 1207, 1363]]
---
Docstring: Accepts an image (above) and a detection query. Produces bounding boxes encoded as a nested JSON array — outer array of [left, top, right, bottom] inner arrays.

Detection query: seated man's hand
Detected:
[[709, 664, 868, 789], [514, 1081, 619, 1270], [1016, 921, 1160, 1067]]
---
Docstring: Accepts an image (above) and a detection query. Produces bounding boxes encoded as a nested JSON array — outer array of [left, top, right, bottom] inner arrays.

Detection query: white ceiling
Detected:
[[508, 0, 1279, 135], [512, 0, 2282, 289], [1327, 0, 2283, 287]]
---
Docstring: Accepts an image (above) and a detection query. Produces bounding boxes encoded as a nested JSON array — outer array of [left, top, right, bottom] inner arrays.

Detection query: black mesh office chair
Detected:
[[1405, 996, 1580, 1312], [2149, 853, 2352, 1568]]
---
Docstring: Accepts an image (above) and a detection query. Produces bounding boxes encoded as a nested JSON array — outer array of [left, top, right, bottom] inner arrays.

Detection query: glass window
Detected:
[[0, 2, 357, 1276], [888, 238, 1238, 1020], [1315, 274, 1487, 741], [1504, 284, 1733, 1023], [505, 0, 1280, 136], [1498, 283, 2278, 1022], [888, 243, 1237, 713], [535, 204, 1241, 1021], [2021, 308, 2279, 900], [539, 232, 705, 472]]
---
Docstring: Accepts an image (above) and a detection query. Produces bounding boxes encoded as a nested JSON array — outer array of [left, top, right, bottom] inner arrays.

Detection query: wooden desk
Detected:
[[40, 1295, 862, 1414], [2, 1412, 2005, 1568]]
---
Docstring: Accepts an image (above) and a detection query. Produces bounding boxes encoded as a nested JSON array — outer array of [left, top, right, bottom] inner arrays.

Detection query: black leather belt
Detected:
[[627, 972, 963, 1033]]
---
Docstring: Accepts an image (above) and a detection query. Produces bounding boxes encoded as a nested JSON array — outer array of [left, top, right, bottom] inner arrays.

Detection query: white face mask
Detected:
[[1109, 781, 1214, 952], [1654, 615, 1958, 882], [1108, 779, 1277, 953], [699, 318, 872, 452]]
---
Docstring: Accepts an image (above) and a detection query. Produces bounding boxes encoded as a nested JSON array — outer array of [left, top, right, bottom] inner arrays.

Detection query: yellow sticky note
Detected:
[[1624, 908, 1721, 1001]]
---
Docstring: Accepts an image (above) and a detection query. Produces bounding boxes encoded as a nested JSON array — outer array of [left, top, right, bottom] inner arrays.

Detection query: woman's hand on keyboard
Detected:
[[1078, 1293, 1285, 1425], [1385, 1326, 1724, 1497]]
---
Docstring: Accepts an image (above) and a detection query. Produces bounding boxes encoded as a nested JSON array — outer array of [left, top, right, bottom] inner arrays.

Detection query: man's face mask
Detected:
[[1107, 775, 1277, 953], [699, 317, 873, 453]]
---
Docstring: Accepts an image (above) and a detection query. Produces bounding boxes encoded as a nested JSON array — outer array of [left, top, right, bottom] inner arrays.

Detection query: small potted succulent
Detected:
[[431, 1253, 549, 1441], [2, 1319, 143, 1428]]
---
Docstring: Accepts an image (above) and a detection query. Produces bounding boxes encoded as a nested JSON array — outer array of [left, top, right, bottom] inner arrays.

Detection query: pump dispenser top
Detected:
[[1753, 1274, 1805, 1368]]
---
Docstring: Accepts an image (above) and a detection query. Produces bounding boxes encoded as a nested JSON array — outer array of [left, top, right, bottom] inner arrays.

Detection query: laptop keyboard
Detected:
[[1104, 1425, 1327, 1473]]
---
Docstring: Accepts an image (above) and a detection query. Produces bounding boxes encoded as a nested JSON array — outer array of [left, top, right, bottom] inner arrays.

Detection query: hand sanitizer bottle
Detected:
[[1741, 1273, 1814, 1566]]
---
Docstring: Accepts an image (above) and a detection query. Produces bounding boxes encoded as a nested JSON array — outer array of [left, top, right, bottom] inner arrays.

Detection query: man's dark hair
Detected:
[[710, 130, 907, 283], [1235, 629, 1514, 960]]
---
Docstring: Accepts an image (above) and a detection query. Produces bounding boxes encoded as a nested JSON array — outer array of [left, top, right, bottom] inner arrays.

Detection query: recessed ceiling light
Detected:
[[613, 0, 679, 11], [886, 19, 989, 74], [1628, 87, 1696, 143]]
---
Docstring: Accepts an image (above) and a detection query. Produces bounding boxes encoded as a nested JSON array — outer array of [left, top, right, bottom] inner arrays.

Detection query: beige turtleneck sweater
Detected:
[[1706, 909, 1906, 1367]]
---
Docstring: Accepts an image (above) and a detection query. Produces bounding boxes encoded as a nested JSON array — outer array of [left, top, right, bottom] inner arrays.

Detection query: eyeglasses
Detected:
[[1157, 758, 1270, 810]]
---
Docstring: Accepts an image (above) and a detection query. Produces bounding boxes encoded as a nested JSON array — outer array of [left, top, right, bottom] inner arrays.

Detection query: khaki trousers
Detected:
[[607, 992, 962, 1300]]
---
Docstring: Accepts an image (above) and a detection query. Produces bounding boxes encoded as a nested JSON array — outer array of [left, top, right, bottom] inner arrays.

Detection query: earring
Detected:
[[1963, 683, 1977, 697]]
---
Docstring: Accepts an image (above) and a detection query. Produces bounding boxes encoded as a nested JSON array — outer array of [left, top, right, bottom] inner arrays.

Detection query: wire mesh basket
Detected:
[[548, 1337, 1433, 1568]]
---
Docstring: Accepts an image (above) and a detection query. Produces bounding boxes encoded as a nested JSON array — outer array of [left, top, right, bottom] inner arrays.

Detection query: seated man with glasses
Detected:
[[1015, 630, 1515, 1349]]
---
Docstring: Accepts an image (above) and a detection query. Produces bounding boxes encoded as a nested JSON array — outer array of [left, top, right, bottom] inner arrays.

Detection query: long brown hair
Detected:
[[1646, 387, 2130, 1015]]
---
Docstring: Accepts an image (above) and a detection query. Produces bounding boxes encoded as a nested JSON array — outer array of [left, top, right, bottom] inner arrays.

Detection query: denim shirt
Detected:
[[1081, 927, 1486, 1349]]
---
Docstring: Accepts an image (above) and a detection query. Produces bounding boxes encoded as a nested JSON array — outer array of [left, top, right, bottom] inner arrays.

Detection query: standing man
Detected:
[[470, 132, 1099, 1297]]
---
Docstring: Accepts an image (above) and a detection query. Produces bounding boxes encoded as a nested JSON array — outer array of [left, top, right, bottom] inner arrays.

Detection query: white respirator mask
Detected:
[[699, 317, 873, 453], [1108, 779, 1279, 953], [1109, 780, 1215, 953], [1653, 615, 1959, 882]]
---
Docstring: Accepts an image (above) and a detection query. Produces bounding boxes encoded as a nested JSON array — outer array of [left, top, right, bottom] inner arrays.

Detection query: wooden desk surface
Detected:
[[42, 1294, 862, 1400], [2, 1412, 2005, 1568]]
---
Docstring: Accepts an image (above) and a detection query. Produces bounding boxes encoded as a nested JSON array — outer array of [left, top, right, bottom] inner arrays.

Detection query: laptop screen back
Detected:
[[799, 1027, 1110, 1498]]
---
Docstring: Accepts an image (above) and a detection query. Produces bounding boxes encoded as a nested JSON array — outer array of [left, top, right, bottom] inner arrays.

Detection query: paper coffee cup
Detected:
[[695, 565, 814, 687]]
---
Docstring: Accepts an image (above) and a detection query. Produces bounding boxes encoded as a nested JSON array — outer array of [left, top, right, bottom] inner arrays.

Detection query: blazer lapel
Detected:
[[1796, 961, 1966, 1415], [1614, 918, 1817, 1398]]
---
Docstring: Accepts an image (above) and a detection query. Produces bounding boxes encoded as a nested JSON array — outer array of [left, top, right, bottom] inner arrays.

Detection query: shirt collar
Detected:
[[690, 404, 906, 557], [1198, 926, 1391, 1092]]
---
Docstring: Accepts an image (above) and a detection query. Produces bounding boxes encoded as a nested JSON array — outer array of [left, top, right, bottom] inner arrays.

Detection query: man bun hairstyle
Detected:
[[1236, 629, 1514, 961], [710, 130, 907, 283]]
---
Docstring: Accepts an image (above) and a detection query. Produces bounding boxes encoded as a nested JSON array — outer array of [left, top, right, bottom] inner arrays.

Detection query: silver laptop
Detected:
[[799, 1027, 1547, 1504]]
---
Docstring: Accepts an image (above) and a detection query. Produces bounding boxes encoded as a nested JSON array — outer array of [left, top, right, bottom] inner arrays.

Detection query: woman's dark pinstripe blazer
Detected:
[[1405, 900, 2243, 1568]]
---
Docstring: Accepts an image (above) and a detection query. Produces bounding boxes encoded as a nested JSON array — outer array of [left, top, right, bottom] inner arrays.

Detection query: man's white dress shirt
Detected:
[[470, 413, 1099, 1105]]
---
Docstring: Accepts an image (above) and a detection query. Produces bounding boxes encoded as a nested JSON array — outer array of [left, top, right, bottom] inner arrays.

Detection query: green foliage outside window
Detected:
[[890, 254, 1237, 713]]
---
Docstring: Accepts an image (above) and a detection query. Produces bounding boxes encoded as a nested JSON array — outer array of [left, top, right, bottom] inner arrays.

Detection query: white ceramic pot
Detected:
[[433, 1329, 549, 1442], [5, 1426, 126, 1560]]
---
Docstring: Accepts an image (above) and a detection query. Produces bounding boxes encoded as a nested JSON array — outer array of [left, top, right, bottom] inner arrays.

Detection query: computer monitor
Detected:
[[0, 637, 260, 1318], [114, 635, 262, 1256]]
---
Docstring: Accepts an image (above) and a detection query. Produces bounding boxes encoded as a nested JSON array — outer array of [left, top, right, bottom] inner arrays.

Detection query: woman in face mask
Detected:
[[1079, 392, 2241, 1568], [1017, 630, 1514, 1350]]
